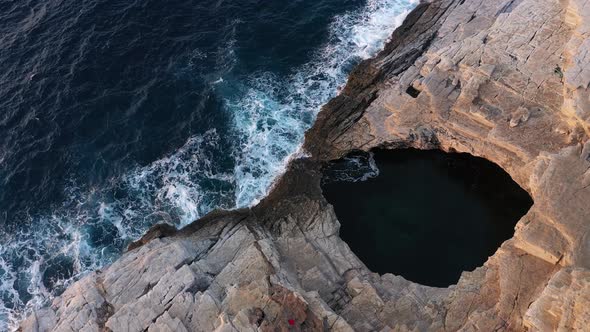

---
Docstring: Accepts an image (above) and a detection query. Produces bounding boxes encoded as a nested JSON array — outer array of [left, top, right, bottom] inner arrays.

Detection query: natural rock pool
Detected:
[[321, 149, 533, 287]]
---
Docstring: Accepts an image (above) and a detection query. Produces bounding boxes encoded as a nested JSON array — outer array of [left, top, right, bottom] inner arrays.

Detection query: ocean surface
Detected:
[[0, 0, 417, 328]]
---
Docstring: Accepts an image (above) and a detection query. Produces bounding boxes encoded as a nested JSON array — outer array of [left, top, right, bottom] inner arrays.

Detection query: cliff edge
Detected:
[[21, 0, 590, 331]]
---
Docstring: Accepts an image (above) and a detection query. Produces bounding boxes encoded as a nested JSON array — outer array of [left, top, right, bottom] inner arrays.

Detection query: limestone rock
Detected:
[[524, 268, 590, 331]]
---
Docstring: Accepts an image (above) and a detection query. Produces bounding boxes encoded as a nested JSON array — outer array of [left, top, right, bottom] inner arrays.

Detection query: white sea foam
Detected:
[[322, 152, 381, 184], [229, 0, 418, 206], [0, 130, 234, 330], [0, 0, 417, 329]]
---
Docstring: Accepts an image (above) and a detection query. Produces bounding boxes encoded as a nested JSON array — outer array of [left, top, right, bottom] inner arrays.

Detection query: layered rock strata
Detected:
[[21, 0, 590, 330]]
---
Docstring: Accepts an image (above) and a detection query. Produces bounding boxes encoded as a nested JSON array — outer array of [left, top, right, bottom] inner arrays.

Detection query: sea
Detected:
[[0, 0, 417, 328]]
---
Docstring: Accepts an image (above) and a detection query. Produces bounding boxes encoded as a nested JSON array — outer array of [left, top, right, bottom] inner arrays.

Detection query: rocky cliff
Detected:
[[21, 0, 590, 331]]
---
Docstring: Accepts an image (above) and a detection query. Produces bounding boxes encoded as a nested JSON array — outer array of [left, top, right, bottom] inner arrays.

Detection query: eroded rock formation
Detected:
[[21, 0, 590, 330]]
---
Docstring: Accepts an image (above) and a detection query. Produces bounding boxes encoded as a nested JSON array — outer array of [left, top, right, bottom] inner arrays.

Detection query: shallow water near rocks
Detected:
[[321, 149, 533, 287]]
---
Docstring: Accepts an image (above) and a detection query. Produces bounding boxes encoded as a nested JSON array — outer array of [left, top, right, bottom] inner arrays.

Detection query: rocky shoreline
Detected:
[[21, 0, 590, 330]]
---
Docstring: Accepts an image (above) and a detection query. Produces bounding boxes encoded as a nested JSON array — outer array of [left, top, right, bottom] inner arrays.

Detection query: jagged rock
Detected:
[[20, 0, 590, 331], [524, 268, 590, 331]]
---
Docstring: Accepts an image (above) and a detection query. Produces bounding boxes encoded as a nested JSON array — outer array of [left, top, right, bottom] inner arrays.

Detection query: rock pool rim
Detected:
[[320, 148, 534, 287]]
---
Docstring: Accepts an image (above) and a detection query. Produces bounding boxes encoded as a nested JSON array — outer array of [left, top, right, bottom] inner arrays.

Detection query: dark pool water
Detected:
[[321, 149, 533, 287]]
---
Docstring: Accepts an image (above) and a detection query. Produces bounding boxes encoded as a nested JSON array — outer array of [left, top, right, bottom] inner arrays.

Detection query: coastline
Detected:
[[20, 0, 590, 330]]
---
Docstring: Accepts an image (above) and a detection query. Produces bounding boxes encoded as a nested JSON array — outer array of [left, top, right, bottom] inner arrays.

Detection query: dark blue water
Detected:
[[0, 0, 417, 327]]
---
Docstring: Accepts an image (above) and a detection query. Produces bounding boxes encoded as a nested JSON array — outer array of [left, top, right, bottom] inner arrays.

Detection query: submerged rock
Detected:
[[21, 0, 590, 330]]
